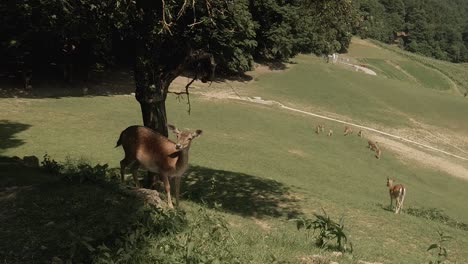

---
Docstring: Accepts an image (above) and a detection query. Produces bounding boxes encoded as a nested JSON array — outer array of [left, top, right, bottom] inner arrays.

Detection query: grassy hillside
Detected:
[[1, 38, 468, 263]]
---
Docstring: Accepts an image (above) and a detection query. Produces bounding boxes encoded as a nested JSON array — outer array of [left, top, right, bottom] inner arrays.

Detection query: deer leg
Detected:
[[130, 162, 140, 188], [174, 176, 181, 207], [395, 199, 400, 214], [120, 159, 130, 183], [162, 174, 174, 209]]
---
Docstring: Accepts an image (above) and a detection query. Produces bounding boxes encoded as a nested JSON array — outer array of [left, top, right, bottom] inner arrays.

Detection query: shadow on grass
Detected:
[[0, 120, 31, 153], [375, 202, 394, 212], [183, 165, 303, 219], [0, 156, 180, 263]]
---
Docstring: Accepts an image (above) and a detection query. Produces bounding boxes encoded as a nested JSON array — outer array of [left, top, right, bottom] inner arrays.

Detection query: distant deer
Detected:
[[343, 126, 353, 136], [367, 140, 379, 151], [386, 178, 406, 214], [327, 130, 333, 136], [116, 125, 203, 208], [316, 124, 324, 134], [357, 130, 363, 137], [375, 148, 382, 159]]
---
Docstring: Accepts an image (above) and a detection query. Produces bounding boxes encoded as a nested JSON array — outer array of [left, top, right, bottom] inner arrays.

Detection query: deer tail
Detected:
[[115, 131, 124, 148]]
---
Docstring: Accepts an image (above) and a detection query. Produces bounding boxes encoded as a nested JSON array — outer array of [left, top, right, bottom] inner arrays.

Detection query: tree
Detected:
[[1, 0, 357, 136]]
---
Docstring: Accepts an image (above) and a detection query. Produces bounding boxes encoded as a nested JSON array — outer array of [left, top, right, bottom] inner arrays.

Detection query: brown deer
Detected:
[[116, 125, 202, 208], [367, 140, 379, 151], [315, 124, 325, 134], [386, 178, 406, 214], [327, 130, 333, 136], [357, 130, 363, 137], [343, 126, 353, 136], [375, 148, 382, 159]]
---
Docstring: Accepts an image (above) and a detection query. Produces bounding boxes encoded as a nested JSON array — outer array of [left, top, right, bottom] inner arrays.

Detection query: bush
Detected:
[[294, 209, 352, 252], [405, 207, 468, 232], [427, 230, 452, 264]]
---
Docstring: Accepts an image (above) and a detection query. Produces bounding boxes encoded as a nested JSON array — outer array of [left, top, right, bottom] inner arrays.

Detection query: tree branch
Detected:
[[168, 76, 196, 114]]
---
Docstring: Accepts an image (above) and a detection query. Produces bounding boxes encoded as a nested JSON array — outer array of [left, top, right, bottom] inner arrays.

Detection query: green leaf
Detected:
[[427, 244, 439, 251]]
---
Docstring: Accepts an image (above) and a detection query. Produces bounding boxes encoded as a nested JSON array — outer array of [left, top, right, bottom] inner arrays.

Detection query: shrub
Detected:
[[405, 207, 468, 232], [427, 230, 452, 264], [294, 209, 352, 252]]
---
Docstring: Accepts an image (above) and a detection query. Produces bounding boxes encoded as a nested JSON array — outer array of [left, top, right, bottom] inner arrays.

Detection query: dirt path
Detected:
[[338, 61, 377, 76]]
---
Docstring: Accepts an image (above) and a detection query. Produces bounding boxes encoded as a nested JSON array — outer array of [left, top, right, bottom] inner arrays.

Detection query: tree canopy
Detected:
[[1, 0, 357, 134], [354, 0, 468, 62]]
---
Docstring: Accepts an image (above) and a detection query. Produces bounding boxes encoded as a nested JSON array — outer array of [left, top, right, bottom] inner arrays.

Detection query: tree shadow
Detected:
[[0, 120, 31, 153], [183, 165, 303, 219]]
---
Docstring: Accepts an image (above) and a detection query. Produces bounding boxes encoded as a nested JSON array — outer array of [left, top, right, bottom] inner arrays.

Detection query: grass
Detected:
[[396, 61, 452, 91], [2, 38, 468, 263], [1, 94, 468, 263], [358, 58, 410, 82], [370, 39, 468, 95]]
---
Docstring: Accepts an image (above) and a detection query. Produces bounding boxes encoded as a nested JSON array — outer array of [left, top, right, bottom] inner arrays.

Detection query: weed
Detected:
[[294, 209, 352, 252], [41, 153, 63, 174], [146, 206, 244, 264], [427, 230, 452, 264]]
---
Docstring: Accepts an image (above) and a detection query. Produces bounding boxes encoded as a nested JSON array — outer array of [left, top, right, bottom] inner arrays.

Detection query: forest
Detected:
[[355, 0, 468, 62]]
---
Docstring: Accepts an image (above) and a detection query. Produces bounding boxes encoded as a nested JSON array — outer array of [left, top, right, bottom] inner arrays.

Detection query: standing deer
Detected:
[[375, 148, 382, 159], [386, 178, 406, 214], [343, 126, 353, 136], [116, 125, 203, 208], [357, 130, 363, 137], [315, 124, 325, 134], [327, 130, 333, 136]]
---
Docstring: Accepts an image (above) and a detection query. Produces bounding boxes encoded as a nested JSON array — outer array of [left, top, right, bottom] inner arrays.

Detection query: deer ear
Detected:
[[193, 129, 203, 137], [167, 124, 180, 134]]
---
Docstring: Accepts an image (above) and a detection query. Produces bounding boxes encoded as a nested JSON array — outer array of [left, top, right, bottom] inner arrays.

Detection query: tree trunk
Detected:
[[134, 40, 170, 137], [139, 99, 168, 137]]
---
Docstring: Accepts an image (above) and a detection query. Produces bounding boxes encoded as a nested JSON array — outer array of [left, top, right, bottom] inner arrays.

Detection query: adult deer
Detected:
[[116, 124, 202, 208], [375, 148, 382, 159], [343, 126, 353, 136], [368, 140, 379, 151], [315, 124, 324, 134], [386, 177, 406, 214]]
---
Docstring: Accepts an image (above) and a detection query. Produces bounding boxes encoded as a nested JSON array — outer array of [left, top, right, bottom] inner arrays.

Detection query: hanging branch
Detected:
[[168, 76, 196, 114]]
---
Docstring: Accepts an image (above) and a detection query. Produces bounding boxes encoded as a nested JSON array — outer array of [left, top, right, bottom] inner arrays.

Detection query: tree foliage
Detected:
[[0, 0, 357, 135], [354, 0, 468, 62]]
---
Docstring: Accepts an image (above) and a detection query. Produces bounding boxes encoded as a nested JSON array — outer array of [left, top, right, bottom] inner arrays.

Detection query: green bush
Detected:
[[427, 230, 452, 264], [405, 207, 468, 232], [294, 209, 352, 252]]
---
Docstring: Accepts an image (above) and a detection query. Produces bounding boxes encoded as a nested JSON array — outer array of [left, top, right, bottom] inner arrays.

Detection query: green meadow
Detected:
[[1, 38, 468, 263]]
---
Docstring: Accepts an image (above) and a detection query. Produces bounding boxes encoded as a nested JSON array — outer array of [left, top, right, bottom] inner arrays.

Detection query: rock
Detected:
[[23, 155, 40, 168]]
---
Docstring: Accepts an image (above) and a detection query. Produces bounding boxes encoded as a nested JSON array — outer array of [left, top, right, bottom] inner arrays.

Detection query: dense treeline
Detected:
[[355, 0, 468, 62]]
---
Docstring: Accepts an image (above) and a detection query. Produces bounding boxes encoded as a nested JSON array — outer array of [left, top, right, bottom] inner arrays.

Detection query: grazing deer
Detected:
[[116, 125, 203, 208], [368, 140, 379, 151], [343, 126, 353, 136], [386, 178, 406, 214], [315, 124, 325, 134], [327, 130, 333, 136], [375, 148, 382, 159], [357, 130, 363, 137]]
